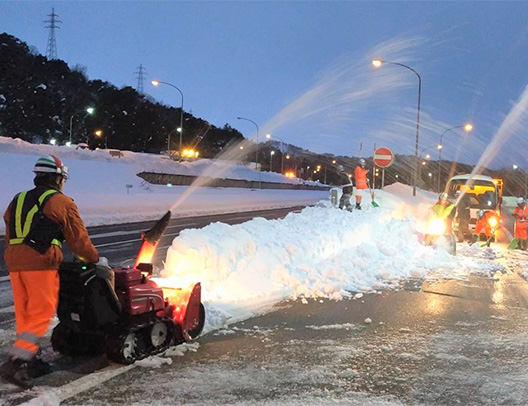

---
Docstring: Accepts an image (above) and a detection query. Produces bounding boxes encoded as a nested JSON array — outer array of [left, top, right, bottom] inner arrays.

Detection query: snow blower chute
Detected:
[[51, 210, 205, 364]]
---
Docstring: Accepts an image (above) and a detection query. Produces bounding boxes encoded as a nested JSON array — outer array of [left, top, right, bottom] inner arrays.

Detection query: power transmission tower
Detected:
[[134, 64, 147, 94], [44, 8, 61, 60]]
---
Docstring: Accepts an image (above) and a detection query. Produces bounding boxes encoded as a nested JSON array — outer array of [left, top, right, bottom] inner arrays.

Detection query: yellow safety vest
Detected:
[[9, 188, 62, 248]]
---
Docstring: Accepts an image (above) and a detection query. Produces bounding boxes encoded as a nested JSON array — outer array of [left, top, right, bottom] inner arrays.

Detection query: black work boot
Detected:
[[356, 203, 362, 210], [26, 357, 50, 378], [0, 358, 33, 389]]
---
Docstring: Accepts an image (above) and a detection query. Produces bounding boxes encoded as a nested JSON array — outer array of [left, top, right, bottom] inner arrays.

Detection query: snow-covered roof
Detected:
[[449, 174, 494, 183]]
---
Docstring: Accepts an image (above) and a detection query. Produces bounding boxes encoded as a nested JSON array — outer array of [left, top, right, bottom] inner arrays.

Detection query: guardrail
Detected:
[[138, 172, 330, 191]]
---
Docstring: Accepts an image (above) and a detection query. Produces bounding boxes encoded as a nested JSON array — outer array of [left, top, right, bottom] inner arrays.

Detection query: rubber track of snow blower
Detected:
[[105, 316, 180, 364]]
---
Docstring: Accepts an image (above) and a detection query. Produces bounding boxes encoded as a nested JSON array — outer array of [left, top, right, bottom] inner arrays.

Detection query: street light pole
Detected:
[[151, 80, 184, 161], [69, 107, 94, 144], [237, 117, 259, 171], [372, 59, 421, 197], [237, 117, 261, 188], [270, 150, 275, 172], [437, 123, 473, 193], [266, 133, 286, 174]]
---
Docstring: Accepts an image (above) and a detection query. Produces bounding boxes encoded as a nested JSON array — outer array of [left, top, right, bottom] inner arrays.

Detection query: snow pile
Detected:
[[159, 185, 505, 334]]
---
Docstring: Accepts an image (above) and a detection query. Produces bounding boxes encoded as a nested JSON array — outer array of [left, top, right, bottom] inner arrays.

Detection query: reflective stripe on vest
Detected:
[[9, 189, 62, 248]]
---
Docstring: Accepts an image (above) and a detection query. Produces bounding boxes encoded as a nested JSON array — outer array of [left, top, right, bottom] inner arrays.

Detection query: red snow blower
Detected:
[[51, 211, 205, 364]]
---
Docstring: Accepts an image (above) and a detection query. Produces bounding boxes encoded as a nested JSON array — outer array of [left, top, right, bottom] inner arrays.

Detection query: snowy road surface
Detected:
[[2, 255, 528, 406], [65, 272, 528, 406]]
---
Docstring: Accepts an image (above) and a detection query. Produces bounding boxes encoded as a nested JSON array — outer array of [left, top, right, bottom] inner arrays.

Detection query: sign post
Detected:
[[373, 147, 395, 189]]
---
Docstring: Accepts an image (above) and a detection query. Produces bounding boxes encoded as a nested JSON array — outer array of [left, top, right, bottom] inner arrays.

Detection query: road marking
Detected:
[[95, 238, 141, 248], [19, 364, 136, 404], [89, 222, 200, 239]]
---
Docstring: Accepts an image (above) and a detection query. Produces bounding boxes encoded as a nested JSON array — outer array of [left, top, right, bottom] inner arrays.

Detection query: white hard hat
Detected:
[[517, 197, 525, 205], [439, 192, 448, 201], [359, 158, 366, 165], [33, 155, 69, 179], [337, 165, 344, 172]]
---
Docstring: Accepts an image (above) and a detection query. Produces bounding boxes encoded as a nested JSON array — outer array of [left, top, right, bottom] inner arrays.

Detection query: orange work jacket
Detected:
[[355, 167, 369, 190], [4, 188, 99, 271]]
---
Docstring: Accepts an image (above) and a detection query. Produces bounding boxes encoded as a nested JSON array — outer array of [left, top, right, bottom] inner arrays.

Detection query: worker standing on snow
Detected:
[[0, 155, 104, 388], [336, 165, 353, 211], [474, 209, 494, 246], [513, 197, 528, 250], [431, 192, 456, 233], [454, 190, 471, 242], [354, 159, 369, 210]]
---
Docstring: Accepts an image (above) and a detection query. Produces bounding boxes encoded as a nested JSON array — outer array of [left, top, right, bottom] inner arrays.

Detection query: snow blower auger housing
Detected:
[[423, 218, 457, 256], [51, 211, 205, 364]]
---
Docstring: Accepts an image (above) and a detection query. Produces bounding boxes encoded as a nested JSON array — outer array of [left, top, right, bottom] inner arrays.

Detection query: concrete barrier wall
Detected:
[[138, 172, 330, 191]]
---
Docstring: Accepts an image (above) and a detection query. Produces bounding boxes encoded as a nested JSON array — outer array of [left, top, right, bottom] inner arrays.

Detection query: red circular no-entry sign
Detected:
[[373, 147, 395, 168]]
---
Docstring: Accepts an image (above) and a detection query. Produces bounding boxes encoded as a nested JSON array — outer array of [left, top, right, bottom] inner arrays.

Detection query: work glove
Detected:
[[96, 256, 110, 268], [95, 256, 115, 289], [95, 256, 112, 278]]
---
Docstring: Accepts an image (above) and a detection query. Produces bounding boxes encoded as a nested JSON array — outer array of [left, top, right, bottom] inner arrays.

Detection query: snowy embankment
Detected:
[[0, 137, 327, 233], [159, 183, 506, 335]]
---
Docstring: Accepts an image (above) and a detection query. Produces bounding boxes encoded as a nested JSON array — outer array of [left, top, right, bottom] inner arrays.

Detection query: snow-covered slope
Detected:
[[0, 137, 327, 231]]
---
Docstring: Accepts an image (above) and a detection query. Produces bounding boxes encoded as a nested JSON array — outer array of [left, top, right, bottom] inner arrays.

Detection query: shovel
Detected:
[[508, 238, 519, 249], [508, 219, 527, 249], [367, 179, 379, 208]]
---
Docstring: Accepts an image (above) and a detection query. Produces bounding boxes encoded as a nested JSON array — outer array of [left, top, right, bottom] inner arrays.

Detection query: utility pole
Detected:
[[44, 8, 61, 60], [134, 64, 147, 94]]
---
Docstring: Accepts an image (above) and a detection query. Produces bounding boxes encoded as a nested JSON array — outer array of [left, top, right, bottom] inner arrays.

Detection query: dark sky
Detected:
[[2, 1, 528, 169]]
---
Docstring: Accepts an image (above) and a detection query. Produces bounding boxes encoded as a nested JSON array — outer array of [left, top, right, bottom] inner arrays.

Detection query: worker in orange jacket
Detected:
[[473, 210, 498, 246], [0, 155, 100, 388], [354, 159, 369, 210], [513, 197, 528, 250]]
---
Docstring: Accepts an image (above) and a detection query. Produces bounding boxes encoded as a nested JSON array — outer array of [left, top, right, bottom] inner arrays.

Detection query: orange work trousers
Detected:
[[515, 222, 528, 240], [9, 270, 59, 361]]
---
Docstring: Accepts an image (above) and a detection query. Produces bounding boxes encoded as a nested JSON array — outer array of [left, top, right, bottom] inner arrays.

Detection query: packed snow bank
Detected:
[[159, 184, 505, 334]]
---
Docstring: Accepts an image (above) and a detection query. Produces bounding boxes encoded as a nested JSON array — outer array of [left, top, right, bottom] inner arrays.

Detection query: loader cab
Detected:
[[446, 174, 500, 231]]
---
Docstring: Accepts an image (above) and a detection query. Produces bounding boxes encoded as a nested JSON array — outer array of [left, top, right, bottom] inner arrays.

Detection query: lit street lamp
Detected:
[[270, 150, 275, 171], [417, 145, 438, 186], [69, 107, 94, 144], [373, 59, 421, 197], [512, 164, 528, 196], [95, 129, 105, 148], [152, 80, 184, 161], [437, 123, 473, 192], [266, 133, 286, 174]]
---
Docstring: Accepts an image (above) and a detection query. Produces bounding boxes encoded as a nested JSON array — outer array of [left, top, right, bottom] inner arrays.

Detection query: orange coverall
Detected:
[[3, 188, 98, 361], [475, 211, 494, 239], [513, 205, 528, 240], [354, 166, 369, 205]]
